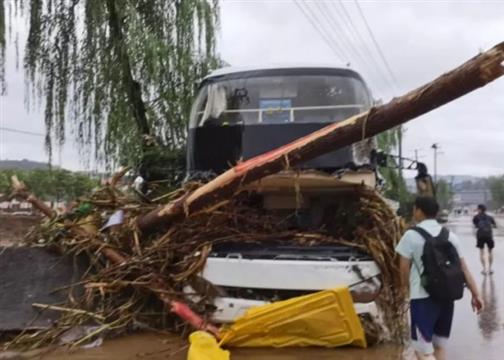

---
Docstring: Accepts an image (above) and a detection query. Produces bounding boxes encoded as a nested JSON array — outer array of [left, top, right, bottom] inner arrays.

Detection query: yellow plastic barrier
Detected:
[[219, 287, 366, 348], [187, 331, 230, 360], [187, 287, 366, 359]]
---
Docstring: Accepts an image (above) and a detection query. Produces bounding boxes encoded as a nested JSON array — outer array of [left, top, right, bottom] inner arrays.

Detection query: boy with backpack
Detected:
[[473, 204, 497, 275], [396, 196, 483, 360]]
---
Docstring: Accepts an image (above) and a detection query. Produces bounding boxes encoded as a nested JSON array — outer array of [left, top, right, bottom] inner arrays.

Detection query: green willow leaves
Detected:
[[1, 0, 220, 167], [377, 126, 410, 203]]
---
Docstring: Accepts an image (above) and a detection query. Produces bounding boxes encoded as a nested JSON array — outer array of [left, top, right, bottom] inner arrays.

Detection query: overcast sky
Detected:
[[0, 0, 503, 176]]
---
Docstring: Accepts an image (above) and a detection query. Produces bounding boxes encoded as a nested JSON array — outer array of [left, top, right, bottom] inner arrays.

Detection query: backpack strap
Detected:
[[409, 226, 430, 275], [408, 226, 450, 275], [411, 226, 449, 242], [410, 226, 432, 241], [436, 227, 450, 242]]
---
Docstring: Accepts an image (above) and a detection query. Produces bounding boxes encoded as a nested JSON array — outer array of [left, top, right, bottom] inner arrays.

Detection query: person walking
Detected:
[[396, 196, 483, 360], [473, 204, 497, 275]]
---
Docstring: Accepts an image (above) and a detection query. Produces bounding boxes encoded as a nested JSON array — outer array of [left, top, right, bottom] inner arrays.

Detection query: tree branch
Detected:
[[9, 176, 56, 218], [106, 0, 150, 137]]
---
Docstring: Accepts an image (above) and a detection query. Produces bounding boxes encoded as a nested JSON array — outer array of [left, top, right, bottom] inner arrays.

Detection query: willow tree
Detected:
[[1, 0, 220, 172]]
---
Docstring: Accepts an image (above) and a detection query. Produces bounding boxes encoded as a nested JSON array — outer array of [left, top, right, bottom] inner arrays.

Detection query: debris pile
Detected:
[[5, 173, 406, 350]]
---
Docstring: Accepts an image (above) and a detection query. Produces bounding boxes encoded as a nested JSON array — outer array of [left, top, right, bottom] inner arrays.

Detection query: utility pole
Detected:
[[413, 148, 423, 162], [431, 143, 439, 183], [398, 126, 403, 176]]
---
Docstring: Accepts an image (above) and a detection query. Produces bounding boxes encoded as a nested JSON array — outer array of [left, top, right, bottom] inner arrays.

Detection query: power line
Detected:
[[316, 1, 389, 97], [0, 126, 45, 137], [327, 2, 375, 65], [333, 0, 395, 94], [296, 0, 385, 96], [296, 0, 395, 98], [295, 0, 349, 63], [314, 2, 367, 69], [354, 0, 400, 93], [293, 0, 346, 63]]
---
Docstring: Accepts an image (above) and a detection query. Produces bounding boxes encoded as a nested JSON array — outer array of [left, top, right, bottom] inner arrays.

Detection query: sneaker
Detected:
[[481, 270, 487, 275], [489, 270, 494, 275]]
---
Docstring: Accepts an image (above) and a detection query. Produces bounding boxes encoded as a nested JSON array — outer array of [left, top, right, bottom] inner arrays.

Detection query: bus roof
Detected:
[[203, 64, 361, 81]]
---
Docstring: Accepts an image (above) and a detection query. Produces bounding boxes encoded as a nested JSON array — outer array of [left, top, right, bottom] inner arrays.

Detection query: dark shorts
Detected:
[[410, 297, 454, 354], [477, 236, 495, 250]]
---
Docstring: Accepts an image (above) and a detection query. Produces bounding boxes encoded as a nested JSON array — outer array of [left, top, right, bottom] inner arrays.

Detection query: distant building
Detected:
[[406, 175, 493, 210], [452, 190, 492, 209], [0, 199, 65, 214]]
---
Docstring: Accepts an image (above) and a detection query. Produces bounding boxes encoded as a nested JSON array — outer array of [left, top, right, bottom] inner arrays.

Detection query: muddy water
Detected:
[[34, 337, 405, 359], [31, 216, 504, 359], [38, 333, 403, 360], [0, 215, 40, 246]]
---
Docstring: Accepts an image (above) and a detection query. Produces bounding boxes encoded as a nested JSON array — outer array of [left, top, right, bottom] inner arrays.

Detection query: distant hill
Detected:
[[436, 175, 483, 185], [405, 175, 487, 192], [0, 159, 51, 170]]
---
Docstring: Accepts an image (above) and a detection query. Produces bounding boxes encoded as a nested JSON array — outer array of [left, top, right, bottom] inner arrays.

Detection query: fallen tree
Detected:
[[138, 42, 504, 231]]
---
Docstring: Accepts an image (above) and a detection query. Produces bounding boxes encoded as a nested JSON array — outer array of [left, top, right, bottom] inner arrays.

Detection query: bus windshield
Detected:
[[189, 73, 371, 128]]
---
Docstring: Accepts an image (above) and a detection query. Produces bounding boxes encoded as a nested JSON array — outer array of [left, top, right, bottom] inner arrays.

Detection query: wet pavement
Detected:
[[445, 215, 504, 359], [22, 215, 504, 359]]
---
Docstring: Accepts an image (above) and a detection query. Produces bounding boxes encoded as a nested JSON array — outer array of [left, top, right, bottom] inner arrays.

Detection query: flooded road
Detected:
[[445, 215, 504, 359], [39, 333, 403, 360], [29, 215, 504, 359]]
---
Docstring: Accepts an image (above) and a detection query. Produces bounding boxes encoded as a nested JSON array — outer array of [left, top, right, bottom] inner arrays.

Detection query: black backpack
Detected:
[[411, 227, 465, 302], [476, 214, 493, 238]]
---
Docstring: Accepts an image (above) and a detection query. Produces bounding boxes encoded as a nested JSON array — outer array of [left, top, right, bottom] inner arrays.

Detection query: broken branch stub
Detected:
[[138, 41, 504, 231], [9, 175, 56, 218]]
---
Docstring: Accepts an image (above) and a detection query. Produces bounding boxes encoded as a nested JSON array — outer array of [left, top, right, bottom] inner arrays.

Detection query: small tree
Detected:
[[488, 175, 504, 208], [436, 179, 454, 210]]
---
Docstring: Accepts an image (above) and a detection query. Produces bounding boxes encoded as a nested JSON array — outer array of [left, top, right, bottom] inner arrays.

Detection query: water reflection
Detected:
[[478, 275, 500, 340]]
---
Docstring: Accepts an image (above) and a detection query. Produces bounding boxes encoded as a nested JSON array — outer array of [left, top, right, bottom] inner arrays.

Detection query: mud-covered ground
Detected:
[[0, 214, 39, 246]]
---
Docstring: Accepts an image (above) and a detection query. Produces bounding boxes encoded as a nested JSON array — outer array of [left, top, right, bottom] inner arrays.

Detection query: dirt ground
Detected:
[[0, 214, 40, 246]]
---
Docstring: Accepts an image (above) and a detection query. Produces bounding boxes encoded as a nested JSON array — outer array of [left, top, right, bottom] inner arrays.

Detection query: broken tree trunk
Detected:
[[9, 176, 56, 218], [138, 41, 504, 231], [8, 174, 219, 337]]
